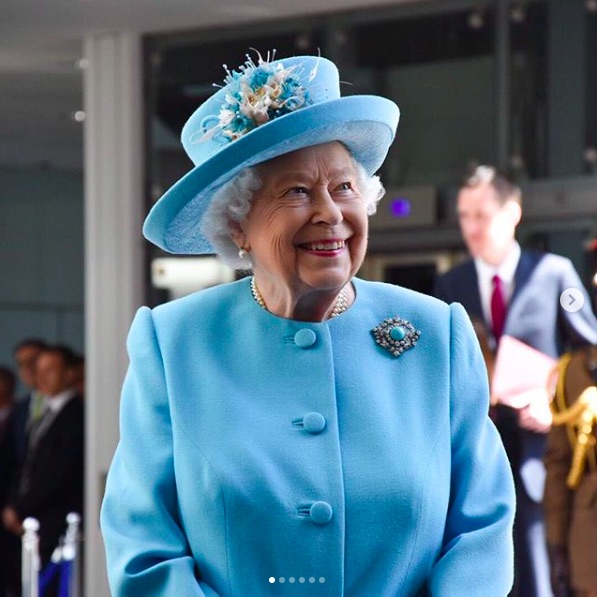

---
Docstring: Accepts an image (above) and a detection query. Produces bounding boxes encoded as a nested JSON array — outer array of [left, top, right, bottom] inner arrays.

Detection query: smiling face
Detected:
[[233, 142, 368, 312]]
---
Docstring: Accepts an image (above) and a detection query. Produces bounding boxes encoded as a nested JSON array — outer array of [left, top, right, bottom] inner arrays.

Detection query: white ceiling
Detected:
[[0, 0, 419, 171]]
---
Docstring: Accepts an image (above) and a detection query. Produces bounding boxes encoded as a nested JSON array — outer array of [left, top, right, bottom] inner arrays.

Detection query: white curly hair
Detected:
[[201, 154, 385, 270]]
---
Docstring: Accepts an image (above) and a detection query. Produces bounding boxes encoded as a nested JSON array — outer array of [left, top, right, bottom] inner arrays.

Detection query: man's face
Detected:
[[36, 352, 71, 398], [15, 345, 43, 390], [457, 183, 521, 266]]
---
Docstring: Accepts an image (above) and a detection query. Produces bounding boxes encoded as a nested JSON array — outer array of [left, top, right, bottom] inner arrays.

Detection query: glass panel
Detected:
[[508, 0, 548, 180], [350, 8, 497, 188], [544, 0, 586, 178], [586, 3, 597, 175]]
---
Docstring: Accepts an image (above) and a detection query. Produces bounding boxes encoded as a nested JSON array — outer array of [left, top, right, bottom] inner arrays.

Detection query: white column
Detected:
[[83, 32, 144, 596]]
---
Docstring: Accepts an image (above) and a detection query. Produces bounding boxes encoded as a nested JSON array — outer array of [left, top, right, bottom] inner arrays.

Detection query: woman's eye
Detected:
[[286, 186, 309, 196], [337, 182, 354, 191]]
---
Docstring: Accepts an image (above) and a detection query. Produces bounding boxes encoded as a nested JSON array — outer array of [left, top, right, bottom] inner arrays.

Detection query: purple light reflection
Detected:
[[390, 198, 412, 218]]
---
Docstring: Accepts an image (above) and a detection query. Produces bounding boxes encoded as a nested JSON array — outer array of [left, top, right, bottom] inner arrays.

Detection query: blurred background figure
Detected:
[[0, 367, 17, 507], [545, 344, 597, 597], [544, 233, 597, 597], [0, 367, 19, 597], [2, 344, 84, 595], [434, 165, 597, 597], [12, 339, 48, 466]]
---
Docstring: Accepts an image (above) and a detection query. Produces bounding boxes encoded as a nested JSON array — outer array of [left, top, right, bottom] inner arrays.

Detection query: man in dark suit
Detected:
[[12, 338, 48, 466], [434, 165, 597, 597], [2, 345, 84, 571]]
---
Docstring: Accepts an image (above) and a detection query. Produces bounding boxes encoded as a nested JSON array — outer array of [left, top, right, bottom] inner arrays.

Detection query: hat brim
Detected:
[[143, 95, 399, 254]]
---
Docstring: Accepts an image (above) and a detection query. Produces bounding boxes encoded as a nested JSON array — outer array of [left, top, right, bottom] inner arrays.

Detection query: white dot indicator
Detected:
[[268, 577, 275, 584], [299, 577, 305, 583], [319, 577, 326, 583], [289, 577, 295, 583], [309, 577, 315, 583]]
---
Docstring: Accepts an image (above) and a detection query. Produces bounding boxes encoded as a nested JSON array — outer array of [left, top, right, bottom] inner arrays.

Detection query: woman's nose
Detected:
[[311, 191, 343, 226]]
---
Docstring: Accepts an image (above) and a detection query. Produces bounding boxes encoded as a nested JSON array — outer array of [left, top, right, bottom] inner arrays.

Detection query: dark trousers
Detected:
[[511, 484, 552, 596], [0, 529, 21, 597]]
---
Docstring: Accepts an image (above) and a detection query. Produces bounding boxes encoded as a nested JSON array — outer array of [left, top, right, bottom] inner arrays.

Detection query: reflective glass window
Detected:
[[350, 8, 497, 188]]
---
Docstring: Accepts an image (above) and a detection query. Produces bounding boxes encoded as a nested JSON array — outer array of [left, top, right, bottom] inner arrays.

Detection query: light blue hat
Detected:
[[143, 53, 400, 254]]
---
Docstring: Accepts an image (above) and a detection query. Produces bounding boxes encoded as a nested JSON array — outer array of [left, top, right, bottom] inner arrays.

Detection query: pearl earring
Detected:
[[238, 248, 249, 260]]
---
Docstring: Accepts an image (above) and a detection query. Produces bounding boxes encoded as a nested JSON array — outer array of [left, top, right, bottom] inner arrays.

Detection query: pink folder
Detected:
[[490, 335, 557, 408]]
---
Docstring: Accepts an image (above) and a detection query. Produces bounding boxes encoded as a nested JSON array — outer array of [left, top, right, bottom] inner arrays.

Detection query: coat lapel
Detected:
[[510, 251, 538, 306]]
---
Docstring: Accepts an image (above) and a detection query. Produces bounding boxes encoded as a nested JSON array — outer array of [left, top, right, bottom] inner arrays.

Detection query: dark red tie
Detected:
[[491, 274, 507, 340]]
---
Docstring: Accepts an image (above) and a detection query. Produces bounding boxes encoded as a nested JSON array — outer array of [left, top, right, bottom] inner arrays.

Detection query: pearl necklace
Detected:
[[250, 277, 349, 318]]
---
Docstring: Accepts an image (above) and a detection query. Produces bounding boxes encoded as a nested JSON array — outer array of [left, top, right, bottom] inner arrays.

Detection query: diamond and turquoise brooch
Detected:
[[371, 316, 421, 357]]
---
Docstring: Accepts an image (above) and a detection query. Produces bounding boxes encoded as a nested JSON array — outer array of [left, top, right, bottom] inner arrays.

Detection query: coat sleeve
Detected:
[[557, 258, 597, 349], [100, 307, 218, 596], [427, 302, 516, 596]]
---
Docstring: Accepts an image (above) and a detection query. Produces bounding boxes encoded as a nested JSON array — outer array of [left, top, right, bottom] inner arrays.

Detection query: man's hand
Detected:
[[517, 389, 552, 433], [1, 506, 23, 535]]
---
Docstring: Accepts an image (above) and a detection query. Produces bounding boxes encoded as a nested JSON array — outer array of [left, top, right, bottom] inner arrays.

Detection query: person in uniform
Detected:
[[545, 236, 597, 597]]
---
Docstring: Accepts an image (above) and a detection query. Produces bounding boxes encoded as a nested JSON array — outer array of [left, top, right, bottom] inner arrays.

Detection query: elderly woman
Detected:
[[100, 53, 515, 596]]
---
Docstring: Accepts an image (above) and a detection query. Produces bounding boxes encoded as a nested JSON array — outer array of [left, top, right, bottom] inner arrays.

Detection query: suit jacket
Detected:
[[101, 277, 515, 596], [434, 250, 597, 501], [12, 395, 84, 565], [12, 393, 32, 465]]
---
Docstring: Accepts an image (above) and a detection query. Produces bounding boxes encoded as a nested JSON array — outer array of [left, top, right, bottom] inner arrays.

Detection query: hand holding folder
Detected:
[[490, 335, 557, 409]]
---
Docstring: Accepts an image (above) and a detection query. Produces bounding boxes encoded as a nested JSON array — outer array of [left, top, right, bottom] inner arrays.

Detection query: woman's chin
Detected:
[[297, 271, 352, 293]]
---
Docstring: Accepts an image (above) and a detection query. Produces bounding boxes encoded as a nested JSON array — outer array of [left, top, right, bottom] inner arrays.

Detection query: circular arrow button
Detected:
[[560, 288, 584, 313]]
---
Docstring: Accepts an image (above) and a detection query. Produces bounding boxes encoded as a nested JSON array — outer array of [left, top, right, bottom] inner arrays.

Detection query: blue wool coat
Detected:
[[100, 277, 515, 596]]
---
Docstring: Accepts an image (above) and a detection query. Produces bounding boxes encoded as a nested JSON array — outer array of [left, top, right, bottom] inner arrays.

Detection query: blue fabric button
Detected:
[[309, 501, 333, 524], [390, 325, 406, 341], [294, 328, 317, 348], [303, 412, 326, 434]]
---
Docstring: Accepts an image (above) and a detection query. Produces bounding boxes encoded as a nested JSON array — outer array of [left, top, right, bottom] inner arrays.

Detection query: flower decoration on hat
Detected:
[[372, 316, 421, 357], [200, 51, 316, 144]]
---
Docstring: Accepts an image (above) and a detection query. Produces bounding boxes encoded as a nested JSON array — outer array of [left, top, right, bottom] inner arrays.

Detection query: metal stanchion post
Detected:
[[62, 512, 82, 597], [21, 517, 40, 597]]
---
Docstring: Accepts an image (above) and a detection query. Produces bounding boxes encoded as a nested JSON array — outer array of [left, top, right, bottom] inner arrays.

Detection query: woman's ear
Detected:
[[229, 220, 247, 250]]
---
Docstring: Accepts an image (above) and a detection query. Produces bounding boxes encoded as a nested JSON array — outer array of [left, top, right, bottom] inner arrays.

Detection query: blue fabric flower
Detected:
[[204, 51, 314, 143]]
